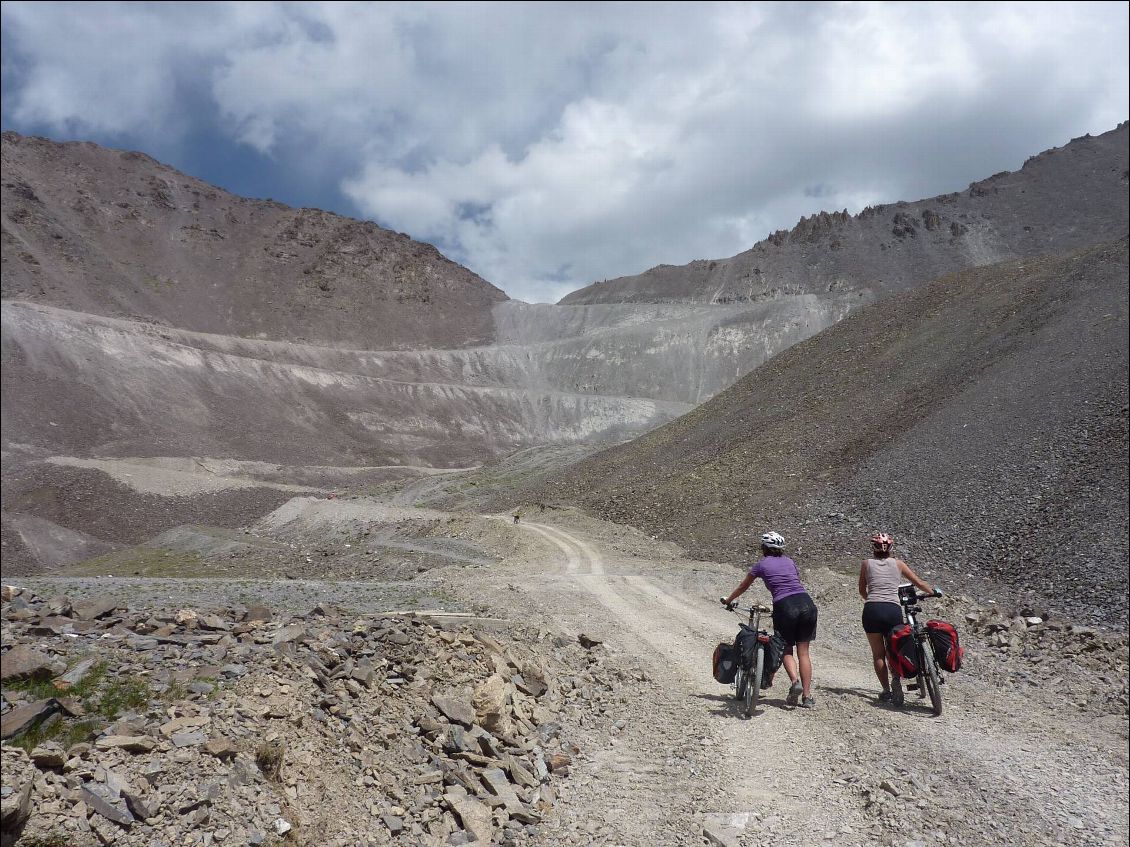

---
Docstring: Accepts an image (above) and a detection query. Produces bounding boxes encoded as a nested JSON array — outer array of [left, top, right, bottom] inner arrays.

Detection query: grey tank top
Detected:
[[865, 558, 902, 604]]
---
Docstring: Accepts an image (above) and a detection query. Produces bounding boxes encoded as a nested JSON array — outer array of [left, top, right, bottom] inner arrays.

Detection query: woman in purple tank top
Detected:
[[721, 531, 818, 708]]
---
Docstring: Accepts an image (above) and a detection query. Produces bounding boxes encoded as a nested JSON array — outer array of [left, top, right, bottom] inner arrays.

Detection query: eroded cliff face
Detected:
[[2, 292, 859, 466]]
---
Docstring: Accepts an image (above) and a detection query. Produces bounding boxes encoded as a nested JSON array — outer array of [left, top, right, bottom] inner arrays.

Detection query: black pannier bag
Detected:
[[733, 625, 759, 662], [712, 642, 738, 683], [926, 619, 964, 672], [761, 631, 787, 688], [886, 623, 919, 678]]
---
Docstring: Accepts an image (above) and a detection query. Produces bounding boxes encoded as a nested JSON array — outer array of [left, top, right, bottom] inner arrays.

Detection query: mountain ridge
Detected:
[[2, 131, 507, 350], [560, 122, 1129, 306]]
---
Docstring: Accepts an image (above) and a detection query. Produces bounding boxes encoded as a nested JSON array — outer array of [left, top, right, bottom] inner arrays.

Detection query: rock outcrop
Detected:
[[0, 585, 625, 846]]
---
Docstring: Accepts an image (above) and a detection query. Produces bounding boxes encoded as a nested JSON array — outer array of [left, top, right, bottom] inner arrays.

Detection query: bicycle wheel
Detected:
[[734, 664, 747, 702], [924, 657, 943, 716], [744, 647, 764, 716]]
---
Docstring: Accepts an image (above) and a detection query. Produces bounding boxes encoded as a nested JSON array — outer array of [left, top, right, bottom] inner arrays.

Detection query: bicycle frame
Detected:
[[898, 586, 935, 666]]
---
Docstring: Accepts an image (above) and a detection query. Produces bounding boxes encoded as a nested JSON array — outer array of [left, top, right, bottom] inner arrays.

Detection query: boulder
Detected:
[[30, 742, 67, 769], [81, 784, 134, 826], [0, 585, 27, 603], [0, 781, 33, 838], [472, 674, 513, 736], [0, 645, 60, 682], [95, 735, 158, 754], [203, 738, 239, 760], [0, 698, 62, 740], [71, 596, 119, 621], [432, 694, 476, 727], [444, 790, 492, 844]]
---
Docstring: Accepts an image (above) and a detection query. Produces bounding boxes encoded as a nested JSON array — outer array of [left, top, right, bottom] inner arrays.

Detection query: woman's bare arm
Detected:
[[897, 560, 935, 594], [723, 573, 755, 605], [858, 561, 869, 599]]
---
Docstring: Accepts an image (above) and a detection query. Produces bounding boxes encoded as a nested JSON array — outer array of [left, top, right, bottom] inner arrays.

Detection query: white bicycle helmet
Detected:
[[760, 531, 785, 551]]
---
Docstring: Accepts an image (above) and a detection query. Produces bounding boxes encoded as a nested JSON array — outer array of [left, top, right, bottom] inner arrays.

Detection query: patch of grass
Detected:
[[8, 717, 100, 754], [141, 273, 175, 291], [66, 660, 110, 700], [95, 676, 152, 720], [2, 675, 58, 701], [4, 659, 109, 701], [20, 833, 74, 847], [64, 546, 206, 577]]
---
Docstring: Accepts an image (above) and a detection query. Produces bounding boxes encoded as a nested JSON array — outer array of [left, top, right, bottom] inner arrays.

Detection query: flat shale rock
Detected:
[[0, 645, 59, 681]]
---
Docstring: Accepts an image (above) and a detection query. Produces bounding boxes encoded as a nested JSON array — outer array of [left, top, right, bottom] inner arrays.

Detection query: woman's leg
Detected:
[[781, 647, 799, 684], [795, 642, 813, 697], [866, 632, 889, 689]]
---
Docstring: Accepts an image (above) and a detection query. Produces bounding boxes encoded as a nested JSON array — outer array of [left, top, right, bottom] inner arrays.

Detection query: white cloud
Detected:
[[2, 1, 1127, 302]]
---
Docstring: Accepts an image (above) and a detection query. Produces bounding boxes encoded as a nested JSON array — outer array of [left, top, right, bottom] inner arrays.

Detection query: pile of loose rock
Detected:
[[960, 602, 1130, 717], [1, 586, 620, 846]]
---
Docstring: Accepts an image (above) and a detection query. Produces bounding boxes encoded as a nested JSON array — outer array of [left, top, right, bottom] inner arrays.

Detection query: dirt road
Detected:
[[448, 515, 1129, 847], [16, 494, 1127, 847]]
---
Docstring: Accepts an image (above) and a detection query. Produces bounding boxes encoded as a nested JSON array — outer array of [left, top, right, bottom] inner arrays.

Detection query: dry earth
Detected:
[[5, 491, 1127, 847]]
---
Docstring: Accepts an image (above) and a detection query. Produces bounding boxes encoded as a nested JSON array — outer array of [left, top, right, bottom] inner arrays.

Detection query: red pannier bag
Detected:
[[886, 624, 919, 678], [712, 642, 738, 684], [926, 619, 964, 672]]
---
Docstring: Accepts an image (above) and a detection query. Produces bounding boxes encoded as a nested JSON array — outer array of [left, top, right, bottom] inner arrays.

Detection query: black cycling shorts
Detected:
[[862, 601, 904, 634], [773, 592, 817, 646]]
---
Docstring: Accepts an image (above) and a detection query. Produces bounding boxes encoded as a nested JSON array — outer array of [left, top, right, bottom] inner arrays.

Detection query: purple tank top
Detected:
[[748, 555, 807, 603]]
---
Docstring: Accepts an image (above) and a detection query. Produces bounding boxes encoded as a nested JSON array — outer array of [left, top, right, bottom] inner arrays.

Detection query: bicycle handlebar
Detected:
[[900, 587, 944, 604], [720, 598, 772, 614]]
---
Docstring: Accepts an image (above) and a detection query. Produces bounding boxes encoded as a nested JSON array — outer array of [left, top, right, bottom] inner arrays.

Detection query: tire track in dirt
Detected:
[[504, 517, 1129, 847], [512, 519, 865, 844]]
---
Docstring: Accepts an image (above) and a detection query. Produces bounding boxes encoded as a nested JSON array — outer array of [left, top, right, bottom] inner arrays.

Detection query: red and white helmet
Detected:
[[871, 532, 894, 550]]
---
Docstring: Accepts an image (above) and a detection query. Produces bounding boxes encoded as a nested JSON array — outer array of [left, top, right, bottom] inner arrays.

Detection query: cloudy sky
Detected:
[[2, 2, 1127, 302]]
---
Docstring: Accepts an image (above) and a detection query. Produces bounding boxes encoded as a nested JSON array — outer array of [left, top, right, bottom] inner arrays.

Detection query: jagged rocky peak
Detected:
[[560, 122, 1129, 305]]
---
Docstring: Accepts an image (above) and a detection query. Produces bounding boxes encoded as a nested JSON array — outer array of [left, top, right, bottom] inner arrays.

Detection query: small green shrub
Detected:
[[255, 740, 285, 781]]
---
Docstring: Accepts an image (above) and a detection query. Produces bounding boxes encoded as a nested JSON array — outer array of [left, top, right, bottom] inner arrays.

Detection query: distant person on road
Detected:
[[513, 510, 521, 524], [859, 532, 939, 702], [721, 531, 818, 708]]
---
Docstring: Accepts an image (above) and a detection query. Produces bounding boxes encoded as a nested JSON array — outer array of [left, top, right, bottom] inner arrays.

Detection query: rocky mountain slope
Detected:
[[520, 238, 1130, 623], [562, 122, 1129, 305], [2, 133, 508, 350]]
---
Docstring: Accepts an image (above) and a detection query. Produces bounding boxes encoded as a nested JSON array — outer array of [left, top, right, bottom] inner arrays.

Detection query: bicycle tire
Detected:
[[891, 676, 904, 707], [734, 665, 747, 702], [924, 656, 943, 716], [745, 647, 764, 716]]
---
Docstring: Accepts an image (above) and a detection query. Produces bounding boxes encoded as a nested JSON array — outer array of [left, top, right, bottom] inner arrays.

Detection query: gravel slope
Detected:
[[520, 239, 1130, 624]]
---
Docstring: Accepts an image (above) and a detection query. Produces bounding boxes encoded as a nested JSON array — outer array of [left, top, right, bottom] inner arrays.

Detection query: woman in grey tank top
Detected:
[[858, 533, 937, 702]]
